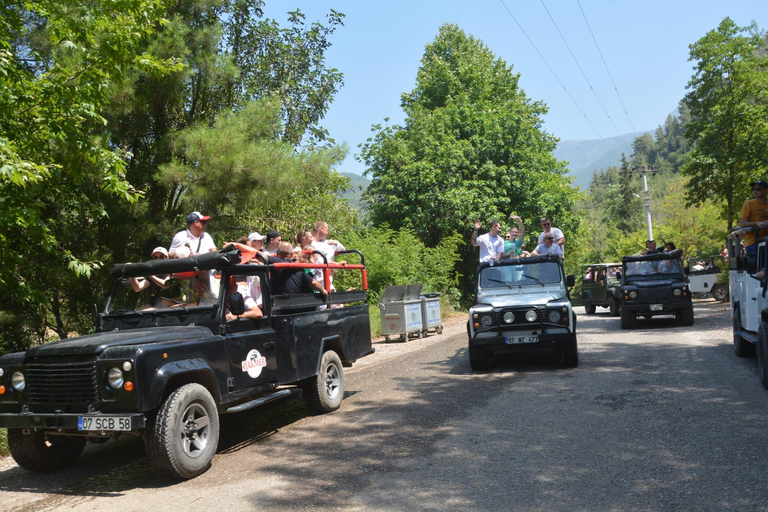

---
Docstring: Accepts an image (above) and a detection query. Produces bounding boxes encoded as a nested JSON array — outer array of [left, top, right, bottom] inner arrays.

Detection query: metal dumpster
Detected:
[[379, 284, 424, 342], [420, 292, 443, 335]]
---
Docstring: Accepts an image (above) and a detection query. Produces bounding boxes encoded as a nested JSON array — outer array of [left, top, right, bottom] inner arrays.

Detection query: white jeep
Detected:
[[467, 255, 577, 371], [728, 227, 768, 388]]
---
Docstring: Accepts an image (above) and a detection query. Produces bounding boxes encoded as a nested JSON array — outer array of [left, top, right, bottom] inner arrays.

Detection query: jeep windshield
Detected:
[[478, 260, 563, 291], [622, 256, 683, 281], [106, 270, 220, 315]]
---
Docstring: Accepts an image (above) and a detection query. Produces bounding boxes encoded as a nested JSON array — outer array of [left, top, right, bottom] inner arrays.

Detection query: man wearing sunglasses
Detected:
[[739, 180, 768, 256], [537, 217, 565, 256]]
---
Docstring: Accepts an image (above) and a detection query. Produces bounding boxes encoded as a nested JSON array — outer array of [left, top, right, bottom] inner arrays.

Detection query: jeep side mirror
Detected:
[[566, 275, 575, 287], [229, 292, 245, 317]]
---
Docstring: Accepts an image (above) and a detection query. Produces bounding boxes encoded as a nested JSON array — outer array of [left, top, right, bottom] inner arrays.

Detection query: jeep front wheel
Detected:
[[620, 308, 636, 329], [303, 350, 345, 414], [758, 323, 768, 389], [145, 383, 220, 479], [711, 285, 727, 302], [559, 337, 579, 368], [468, 346, 489, 371], [733, 313, 756, 358], [609, 297, 620, 316], [7, 430, 86, 473]]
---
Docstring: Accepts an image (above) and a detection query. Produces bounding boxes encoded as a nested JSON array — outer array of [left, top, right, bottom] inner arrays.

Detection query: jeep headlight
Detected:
[[525, 310, 537, 322], [107, 367, 124, 389], [629, 291, 637, 299], [11, 371, 25, 392], [548, 310, 561, 323], [673, 288, 682, 297], [503, 312, 515, 324], [480, 315, 493, 327]]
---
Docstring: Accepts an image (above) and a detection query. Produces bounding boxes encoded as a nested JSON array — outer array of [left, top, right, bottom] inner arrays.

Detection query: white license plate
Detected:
[[505, 335, 539, 344], [78, 416, 132, 431], [650, 304, 663, 311]]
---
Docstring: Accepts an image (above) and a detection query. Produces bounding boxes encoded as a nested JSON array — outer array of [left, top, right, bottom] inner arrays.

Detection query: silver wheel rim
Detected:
[[179, 402, 210, 458], [324, 362, 341, 400]]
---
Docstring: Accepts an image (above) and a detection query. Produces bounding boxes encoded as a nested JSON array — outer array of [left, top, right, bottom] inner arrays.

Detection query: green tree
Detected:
[[0, 0, 176, 350], [682, 18, 768, 228], [360, 24, 579, 300]]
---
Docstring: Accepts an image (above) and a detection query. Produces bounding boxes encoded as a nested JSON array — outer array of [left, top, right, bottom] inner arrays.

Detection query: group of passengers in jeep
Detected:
[[471, 214, 566, 262], [127, 211, 344, 316]]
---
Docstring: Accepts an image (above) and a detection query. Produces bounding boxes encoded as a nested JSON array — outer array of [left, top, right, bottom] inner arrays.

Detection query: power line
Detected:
[[539, 0, 624, 142], [576, 0, 638, 135], [497, 0, 603, 139]]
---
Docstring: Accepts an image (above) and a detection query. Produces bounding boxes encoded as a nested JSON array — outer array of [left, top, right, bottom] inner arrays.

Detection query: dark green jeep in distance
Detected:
[[581, 263, 622, 316], [619, 250, 693, 329]]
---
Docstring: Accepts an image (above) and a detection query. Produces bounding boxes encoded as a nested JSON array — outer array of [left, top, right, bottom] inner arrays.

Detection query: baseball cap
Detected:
[[247, 232, 266, 242], [751, 180, 768, 189], [265, 230, 281, 243], [151, 247, 169, 257], [186, 211, 211, 224]]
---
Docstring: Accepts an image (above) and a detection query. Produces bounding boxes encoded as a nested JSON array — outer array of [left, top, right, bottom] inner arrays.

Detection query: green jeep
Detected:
[[581, 263, 622, 316]]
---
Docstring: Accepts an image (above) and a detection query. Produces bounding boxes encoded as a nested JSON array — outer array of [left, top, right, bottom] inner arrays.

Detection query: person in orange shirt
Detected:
[[739, 180, 768, 255]]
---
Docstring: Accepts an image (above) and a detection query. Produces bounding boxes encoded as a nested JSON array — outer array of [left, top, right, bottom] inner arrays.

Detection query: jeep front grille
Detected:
[[636, 289, 672, 302], [26, 361, 99, 404]]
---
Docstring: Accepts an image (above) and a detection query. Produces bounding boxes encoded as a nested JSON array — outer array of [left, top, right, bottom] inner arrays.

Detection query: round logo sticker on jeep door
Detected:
[[241, 349, 267, 379]]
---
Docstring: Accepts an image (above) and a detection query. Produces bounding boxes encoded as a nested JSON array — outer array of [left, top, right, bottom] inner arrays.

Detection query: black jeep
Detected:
[[0, 247, 373, 479], [619, 250, 693, 329]]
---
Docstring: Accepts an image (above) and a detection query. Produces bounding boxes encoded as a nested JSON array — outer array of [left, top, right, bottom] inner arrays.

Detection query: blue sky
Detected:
[[262, 1, 767, 176]]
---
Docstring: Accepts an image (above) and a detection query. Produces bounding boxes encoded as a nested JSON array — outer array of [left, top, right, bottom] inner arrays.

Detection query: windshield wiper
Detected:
[[488, 278, 514, 289], [520, 274, 545, 286]]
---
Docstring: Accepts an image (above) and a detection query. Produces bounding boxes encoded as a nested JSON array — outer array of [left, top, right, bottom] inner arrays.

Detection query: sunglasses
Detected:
[[544, 237, 554, 241], [152, 255, 167, 259], [542, 223, 551, 226], [753, 187, 765, 192]]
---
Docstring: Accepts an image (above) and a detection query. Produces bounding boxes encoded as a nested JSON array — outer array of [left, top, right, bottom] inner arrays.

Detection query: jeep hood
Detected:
[[477, 291, 567, 308], [24, 326, 215, 357]]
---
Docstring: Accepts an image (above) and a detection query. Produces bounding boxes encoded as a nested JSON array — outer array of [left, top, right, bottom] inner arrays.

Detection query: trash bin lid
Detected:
[[403, 283, 423, 300], [380, 285, 405, 303], [420, 292, 441, 298]]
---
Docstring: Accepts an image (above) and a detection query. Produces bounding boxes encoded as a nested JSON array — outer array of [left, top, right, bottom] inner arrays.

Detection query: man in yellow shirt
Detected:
[[739, 180, 768, 255]]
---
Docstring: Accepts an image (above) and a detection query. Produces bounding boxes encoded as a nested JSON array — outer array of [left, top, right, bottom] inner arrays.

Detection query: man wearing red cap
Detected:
[[169, 211, 217, 258], [739, 180, 768, 256]]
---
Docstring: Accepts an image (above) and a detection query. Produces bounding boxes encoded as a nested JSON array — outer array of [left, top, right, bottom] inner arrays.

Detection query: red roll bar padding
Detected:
[[362, 269, 368, 290]]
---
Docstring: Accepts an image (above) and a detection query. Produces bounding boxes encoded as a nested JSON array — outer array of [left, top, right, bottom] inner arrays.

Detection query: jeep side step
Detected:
[[226, 389, 292, 413], [735, 330, 758, 344]]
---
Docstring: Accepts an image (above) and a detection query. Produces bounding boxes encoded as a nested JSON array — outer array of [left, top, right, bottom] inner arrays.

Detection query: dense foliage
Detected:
[[361, 24, 579, 300]]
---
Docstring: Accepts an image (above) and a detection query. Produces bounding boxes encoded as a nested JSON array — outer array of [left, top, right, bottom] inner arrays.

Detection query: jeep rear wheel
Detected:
[[733, 313, 756, 358], [712, 285, 727, 302], [620, 308, 636, 329], [303, 350, 345, 414], [7, 430, 86, 473], [145, 383, 220, 479], [758, 323, 768, 389], [469, 346, 489, 371], [584, 299, 595, 315]]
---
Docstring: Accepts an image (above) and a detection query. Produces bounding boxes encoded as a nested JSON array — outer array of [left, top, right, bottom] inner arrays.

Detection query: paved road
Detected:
[[2, 301, 767, 511]]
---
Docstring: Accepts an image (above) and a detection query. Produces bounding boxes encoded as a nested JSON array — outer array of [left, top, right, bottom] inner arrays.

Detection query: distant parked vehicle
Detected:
[[581, 263, 622, 316], [685, 256, 727, 301]]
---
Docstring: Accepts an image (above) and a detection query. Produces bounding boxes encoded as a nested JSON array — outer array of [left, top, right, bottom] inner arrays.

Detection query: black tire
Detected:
[[145, 383, 220, 479], [560, 337, 579, 368], [7, 430, 86, 473], [758, 322, 768, 389], [303, 350, 345, 414], [712, 285, 727, 302], [609, 297, 619, 316], [469, 346, 489, 371], [620, 308, 636, 329], [680, 306, 694, 326], [584, 299, 595, 315], [436, 325, 444, 335], [733, 313, 756, 358]]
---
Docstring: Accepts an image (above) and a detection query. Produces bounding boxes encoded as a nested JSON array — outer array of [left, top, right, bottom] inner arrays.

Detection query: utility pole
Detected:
[[628, 166, 658, 241]]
